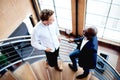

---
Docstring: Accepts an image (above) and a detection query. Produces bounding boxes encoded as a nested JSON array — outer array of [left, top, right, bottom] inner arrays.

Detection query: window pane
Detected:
[[54, 0, 71, 9], [87, 0, 110, 16], [109, 4, 120, 19], [57, 9, 72, 29], [57, 18, 72, 30], [104, 18, 120, 42], [86, 14, 106, 27], [106, 18, 120, 31], [93, 0, 111, 3], [113, 0, 120, 5], [39, 0, 53, 6], [56, 8, 72, 20], [103, 29, 120, 43], [54, 0, 72, 30]]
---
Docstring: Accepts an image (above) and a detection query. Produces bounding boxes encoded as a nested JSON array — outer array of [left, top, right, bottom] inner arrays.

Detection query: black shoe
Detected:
[[76, 73, 89, 79], [68, 64, 77, 72], [54, 66, 63, 72]]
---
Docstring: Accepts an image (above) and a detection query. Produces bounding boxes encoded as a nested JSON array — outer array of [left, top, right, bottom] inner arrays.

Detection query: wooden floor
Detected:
[[0, 60, 99, 80]]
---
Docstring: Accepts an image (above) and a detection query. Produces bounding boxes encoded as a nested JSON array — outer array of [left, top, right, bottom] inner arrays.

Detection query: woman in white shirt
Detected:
[[31, 9, 62, 71]]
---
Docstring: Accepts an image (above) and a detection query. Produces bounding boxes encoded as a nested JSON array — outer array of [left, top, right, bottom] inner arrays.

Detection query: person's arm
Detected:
[[74, 37, 83, 42], [31, 28, 47, 51], [68, 37, 83, 43]]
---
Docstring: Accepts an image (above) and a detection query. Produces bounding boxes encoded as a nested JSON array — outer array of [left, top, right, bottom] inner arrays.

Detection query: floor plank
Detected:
[[0, 70, 17, 80], [31, 59, 49, 80], [13, 62, 37, 80], [47, 60, 63, 80]]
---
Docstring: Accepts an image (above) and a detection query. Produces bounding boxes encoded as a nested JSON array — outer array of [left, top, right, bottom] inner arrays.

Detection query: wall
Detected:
[[0, 0, 38, 39]]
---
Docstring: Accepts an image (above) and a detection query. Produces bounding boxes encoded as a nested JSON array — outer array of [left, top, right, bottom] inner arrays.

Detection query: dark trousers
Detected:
[[69, 49, 80, 70], [45, 48, 59, 67], [83, 68, 89, 75], [69, 49, 90, 75]]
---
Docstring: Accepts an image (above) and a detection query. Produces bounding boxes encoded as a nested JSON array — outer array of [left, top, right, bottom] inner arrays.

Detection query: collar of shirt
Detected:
[[80, 37, 89, 50]]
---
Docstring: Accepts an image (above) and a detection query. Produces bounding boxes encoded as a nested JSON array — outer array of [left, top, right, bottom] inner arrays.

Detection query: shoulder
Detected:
[[92, 36, 98, 42], [34, 21, 41, 27], [33, 22, 42, 30]]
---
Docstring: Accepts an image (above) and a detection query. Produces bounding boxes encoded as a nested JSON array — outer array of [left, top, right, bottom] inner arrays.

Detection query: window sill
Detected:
[[98, 38, 120, 47], [98, 38, 120, 52]]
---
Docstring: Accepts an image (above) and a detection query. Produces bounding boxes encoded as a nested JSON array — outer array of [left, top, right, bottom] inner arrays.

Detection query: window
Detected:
[[38, 0, 72, 30], [86, 0, 120, 43]]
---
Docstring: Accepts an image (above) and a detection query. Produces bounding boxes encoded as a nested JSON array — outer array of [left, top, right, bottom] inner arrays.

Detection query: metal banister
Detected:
[[0, 35, 31, 43]]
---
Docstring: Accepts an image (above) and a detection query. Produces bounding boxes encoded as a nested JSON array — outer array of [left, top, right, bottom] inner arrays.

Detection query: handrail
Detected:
[[0, 35, 31, 43], [97, 55, 120, 77], [0, 55, 46, 72], [0, 39, 31, 47]]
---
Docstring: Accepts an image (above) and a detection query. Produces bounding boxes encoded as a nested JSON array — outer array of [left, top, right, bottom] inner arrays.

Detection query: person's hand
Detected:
[[58, 37, 61, 42], [68, 38, 74, 43], [45, 48, 52, 52]]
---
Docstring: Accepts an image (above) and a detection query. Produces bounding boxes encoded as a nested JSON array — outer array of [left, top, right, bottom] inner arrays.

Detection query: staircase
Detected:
[[0, 59, 98, 80]]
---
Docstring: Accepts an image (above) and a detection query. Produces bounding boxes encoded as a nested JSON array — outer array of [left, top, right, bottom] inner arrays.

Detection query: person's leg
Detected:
[[54, 48, 59, 66], [45, 51, 55, 67], [69, 49, 80, 68], [45, 48, 62, 71], [76, 68, 89, 79], [69, 49, 80, 71], [54, 48, 62, 71]]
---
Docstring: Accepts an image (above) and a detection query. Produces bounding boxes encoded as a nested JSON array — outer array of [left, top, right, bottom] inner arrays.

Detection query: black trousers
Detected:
[[45, 48, 59, 67], [83, 68, 89, 76]]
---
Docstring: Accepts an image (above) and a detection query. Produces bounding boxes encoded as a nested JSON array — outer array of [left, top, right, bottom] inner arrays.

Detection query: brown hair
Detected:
[[40, 9, 54, 21]]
